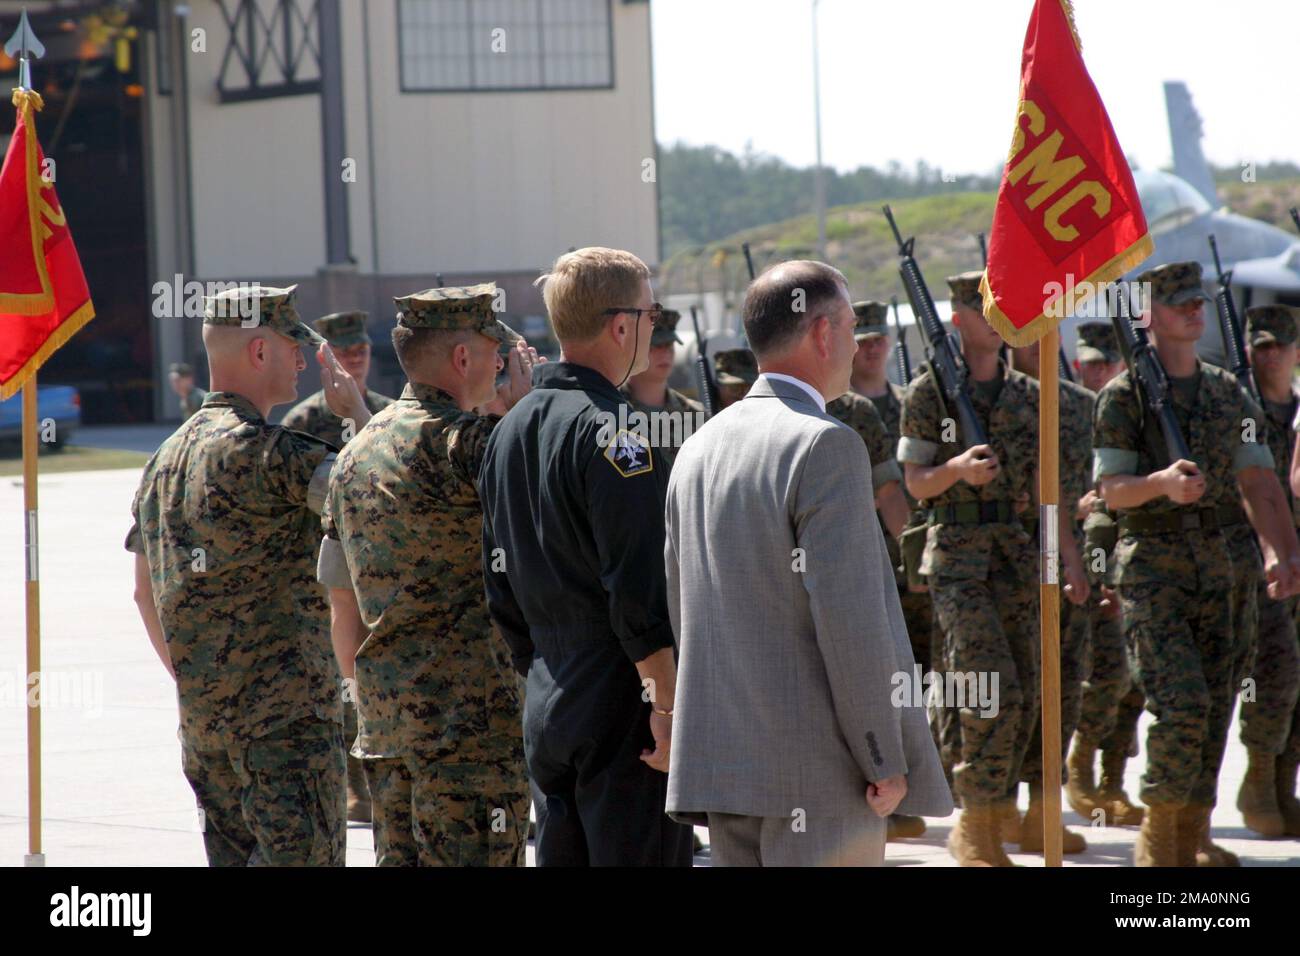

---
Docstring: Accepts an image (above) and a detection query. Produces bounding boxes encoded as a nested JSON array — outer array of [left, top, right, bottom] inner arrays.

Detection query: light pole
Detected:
[[812, 0, 826, 259]]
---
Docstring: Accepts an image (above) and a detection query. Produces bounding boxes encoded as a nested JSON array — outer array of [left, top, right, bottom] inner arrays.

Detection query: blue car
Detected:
[[0, 385, 82, 449]]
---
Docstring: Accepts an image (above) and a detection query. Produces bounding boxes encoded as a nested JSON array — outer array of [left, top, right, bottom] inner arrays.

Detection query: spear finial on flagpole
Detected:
[[5, 9, 46, 92]]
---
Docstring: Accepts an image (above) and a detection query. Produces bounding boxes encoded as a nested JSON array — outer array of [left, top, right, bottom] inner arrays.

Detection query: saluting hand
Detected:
[[318, 344, 370, 429], [497, 341, 545, 411]]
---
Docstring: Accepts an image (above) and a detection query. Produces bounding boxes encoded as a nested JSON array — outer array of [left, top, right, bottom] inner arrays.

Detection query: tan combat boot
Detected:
[[1019, 782, 1087, 853], [886, 814, 927, 841], [1236, 749, 1284, 837], [1276, 757, 1300, 836], [346, 754, 371, 824], [1065, 737, 1101, 818], [1096, 750, 1144, 826], [1134, 802, 1180, 866], [1182, 805, 1240, 867], [997, 799, 1021, 844], [948, 805, 1014, 867]]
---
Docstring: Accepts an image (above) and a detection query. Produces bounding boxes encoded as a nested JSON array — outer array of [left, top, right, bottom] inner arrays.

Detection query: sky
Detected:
[[651, 0, 1300, 176]]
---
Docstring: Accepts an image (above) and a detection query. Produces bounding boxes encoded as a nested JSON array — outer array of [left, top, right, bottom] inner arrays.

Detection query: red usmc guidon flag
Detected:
[[0, 89, 95, 400], [980, 0, 1152, 346]]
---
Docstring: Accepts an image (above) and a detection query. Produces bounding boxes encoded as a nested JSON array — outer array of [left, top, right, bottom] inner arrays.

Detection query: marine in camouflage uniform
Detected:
[[713, 348, 758, 409], [1093, 262, 1293, 866], [318, 285, 530, 866], [1237, 304, 1300, 836], [169, 362, 207, 420], [899, 272, 1042, 865], [280, 311, 394, 448], [620, 309, 703, 473], [127, 286, 345, 866], [280, 310, 393, 823], [1069, 322, 1146, 827]]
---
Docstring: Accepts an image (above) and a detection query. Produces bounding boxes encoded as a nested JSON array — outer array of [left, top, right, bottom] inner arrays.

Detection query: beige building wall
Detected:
[[139, 0, 658, 414], [338, 0, 658, 277], [181, 0, 328, 281]]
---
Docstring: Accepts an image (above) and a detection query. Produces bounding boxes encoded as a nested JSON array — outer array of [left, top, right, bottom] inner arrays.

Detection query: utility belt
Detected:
[[927, 500, 1018, 527], [1117, 504, 1247, 536]]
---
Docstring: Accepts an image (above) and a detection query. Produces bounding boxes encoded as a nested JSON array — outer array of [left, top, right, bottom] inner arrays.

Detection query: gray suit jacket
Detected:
[[664, 376, 954, 822]]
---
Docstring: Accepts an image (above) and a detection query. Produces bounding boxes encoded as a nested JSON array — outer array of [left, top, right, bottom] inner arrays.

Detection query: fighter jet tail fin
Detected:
[[1164, 81, 1219, 209]]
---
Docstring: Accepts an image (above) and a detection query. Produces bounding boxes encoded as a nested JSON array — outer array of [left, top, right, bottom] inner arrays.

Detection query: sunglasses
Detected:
[[601, 303, 663, 326]]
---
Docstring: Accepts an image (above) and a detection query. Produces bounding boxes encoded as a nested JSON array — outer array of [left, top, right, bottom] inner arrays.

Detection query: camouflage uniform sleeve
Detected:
[[1092, 379, 1142, 482], [124, 465, 150, 554], [1060, 387, 1095, 507], [1235, 391, 1275, 474], [262, 428, 337, 515], [858, 401, 902, 489], [898, 372, 944, 466], [447, 412, 500, 488]]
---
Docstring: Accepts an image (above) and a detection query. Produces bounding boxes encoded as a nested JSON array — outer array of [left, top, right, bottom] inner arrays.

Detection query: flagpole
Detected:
[[23, 376, 43, 866], [1039, 324, 1062, 867]]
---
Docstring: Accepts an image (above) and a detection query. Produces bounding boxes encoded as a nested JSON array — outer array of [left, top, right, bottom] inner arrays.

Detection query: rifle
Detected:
[[977, 233, 988, 269], [689, 306, 719, 418], [1058, 346, 1075, 384], [1290, 206, 1300, 235], [883, 205, 988, 448], [742, 242, 757, 281], [1208, 234, 1257, 400], [890, 295, 912, 383], [1109, 284, 1193, 464]]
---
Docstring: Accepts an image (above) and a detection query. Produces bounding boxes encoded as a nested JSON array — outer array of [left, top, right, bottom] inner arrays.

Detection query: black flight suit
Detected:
[[477, 362, 694, 867]]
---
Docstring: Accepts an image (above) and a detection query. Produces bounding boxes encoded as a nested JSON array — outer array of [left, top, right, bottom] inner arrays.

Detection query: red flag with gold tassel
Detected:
[[980, 0, 1152, 346], [0, 88, 95, 400]]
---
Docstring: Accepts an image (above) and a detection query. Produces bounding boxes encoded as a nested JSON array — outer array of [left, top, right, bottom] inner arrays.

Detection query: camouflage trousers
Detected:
[[900, 587, 935, 680], [1020, 592, 1090, 786], [1228, 547, 1261, 690], [1076, 593, 1143, 757], [181, 717, 346, 867], [363, 756, 529, 866], [930, 563, 1038, 807], [1121, 579, 1234, 807], [1240, 593, 1300, 760]]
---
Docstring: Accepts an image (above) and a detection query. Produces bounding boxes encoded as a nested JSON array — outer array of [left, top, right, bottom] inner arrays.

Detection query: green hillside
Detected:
[[659, 192, 998, 303], [660, 178, 1300, 304]]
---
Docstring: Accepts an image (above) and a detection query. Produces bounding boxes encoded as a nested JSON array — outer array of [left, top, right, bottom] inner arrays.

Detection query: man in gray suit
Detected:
[[664, 260, 953, 866]]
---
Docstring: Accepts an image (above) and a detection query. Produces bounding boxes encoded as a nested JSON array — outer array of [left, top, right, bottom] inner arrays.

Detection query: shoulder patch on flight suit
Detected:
[[603, 429, 654, 478]]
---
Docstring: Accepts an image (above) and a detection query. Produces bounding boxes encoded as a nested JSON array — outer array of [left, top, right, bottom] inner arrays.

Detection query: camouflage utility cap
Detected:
[[203, 285, 324, 346], [1246, 304, 1300, 347], [853, 300, 889, 336], [395, 283, 522, 345], [169, 362, 194, 377], [1077, 321, 1120, 364], [947, 271, 985, 311], [315, 311, 371, 348], [652, 308, 684, 347], [1137, 261, 1208, 307], [714, 348, 758, 386]]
